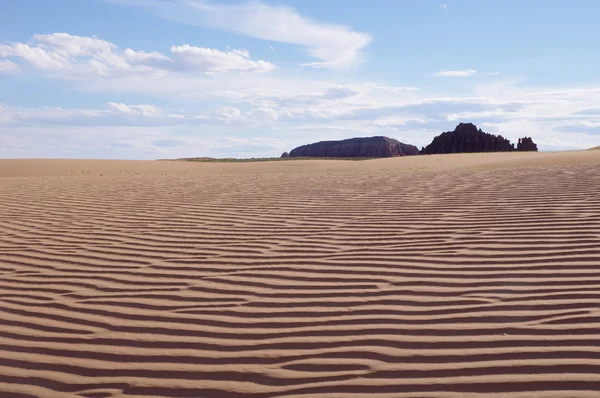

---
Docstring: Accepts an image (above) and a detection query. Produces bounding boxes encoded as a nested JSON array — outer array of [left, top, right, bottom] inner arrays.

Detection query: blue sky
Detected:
[[2, 0, 600, 159]]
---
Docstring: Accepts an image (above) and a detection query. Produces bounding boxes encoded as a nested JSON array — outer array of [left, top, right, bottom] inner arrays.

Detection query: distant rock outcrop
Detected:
[[516, 137, 538, 152], [280, 151, 290, 158], [420, 123, 514, 154], [288, 136, 419, 158]]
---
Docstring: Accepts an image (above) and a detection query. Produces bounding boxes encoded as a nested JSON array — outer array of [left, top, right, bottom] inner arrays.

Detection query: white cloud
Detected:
[[430, 69, 477, 77], [249, 107, 279, 121], [0, 102, 190, 128], [107, 102, 164, 117], [34, 32, 117, 58], [168, 45, 275, 74], [110, 0, 371, 68], [363, 83, 419, 92], [213, 106, 243, 121], [485, 71, 500, 76], [0, 33, 275, 77], [0, 60, 18, 72], [0, 42, 67, 70], [441, 4, 448, 10], [123, 48, 168, 65]]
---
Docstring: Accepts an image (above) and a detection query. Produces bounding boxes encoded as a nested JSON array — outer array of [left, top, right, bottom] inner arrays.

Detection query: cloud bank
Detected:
[[0, 33, 275, 77]]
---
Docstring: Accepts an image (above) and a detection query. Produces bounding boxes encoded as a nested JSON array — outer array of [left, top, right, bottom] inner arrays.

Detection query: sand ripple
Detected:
[[1, 152, 600, 397]]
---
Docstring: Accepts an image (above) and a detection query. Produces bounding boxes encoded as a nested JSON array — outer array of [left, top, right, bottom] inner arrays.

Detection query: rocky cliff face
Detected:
[[288, 136, 419, 158], [420, 123, 520, 154]]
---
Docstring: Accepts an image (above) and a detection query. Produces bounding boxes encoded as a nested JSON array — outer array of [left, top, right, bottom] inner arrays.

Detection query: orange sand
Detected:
[[1, 150, 600, 398]]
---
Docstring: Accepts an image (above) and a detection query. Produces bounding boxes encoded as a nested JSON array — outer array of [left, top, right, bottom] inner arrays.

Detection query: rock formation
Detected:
[[288, 136, 419, 158], [420, 123, 538, 154], [516, 137, 538, 151], [285, 124, 538, 159]]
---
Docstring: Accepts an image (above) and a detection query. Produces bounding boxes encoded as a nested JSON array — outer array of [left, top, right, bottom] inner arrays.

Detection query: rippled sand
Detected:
[[1, 150, 600, 398]]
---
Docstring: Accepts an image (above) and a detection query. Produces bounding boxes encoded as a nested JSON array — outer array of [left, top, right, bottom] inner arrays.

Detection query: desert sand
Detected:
[[1, 150, 600, 398]]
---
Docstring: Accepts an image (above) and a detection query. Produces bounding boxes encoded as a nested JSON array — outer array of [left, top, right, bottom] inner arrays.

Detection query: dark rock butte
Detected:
[[288, 136, 419, 158], [420, 123, 538, 154], [517, 137, 538, 151]]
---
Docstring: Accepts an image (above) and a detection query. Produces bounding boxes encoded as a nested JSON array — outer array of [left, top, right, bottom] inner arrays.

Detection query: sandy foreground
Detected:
[[1, 151, 600, 398]]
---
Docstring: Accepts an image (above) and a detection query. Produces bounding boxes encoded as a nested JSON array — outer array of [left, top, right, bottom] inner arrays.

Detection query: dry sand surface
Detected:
[[1, 150, 600, 398]]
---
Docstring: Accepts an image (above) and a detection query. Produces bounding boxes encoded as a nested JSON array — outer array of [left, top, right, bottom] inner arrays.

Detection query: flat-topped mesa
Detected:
[[288, 136, 419, 158], [420, 123, 539, 154]]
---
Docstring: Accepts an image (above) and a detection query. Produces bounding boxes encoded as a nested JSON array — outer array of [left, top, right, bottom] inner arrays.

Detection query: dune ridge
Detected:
[[1, 151, 600, 397]]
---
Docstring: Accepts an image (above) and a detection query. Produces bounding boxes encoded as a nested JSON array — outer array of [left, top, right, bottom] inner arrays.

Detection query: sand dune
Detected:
[[1, 150, 600, 398]]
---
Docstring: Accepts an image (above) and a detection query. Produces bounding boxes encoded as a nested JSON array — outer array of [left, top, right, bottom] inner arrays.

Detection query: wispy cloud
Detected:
[[0, 60, 18, 72], [107, 102, 165, 117], [440, 4, 448, 11], [108, 0, 371, 69], [430, 69, 477, 77]]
